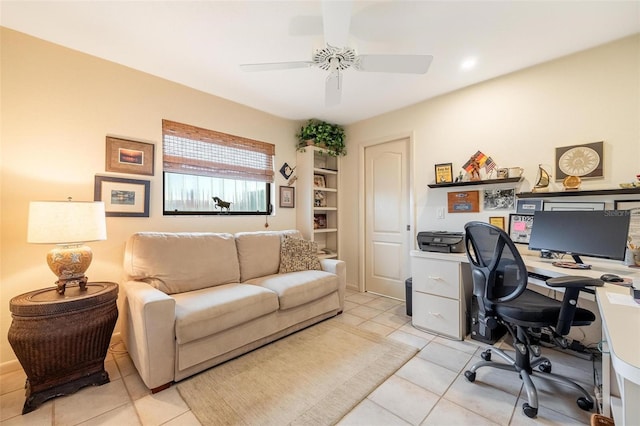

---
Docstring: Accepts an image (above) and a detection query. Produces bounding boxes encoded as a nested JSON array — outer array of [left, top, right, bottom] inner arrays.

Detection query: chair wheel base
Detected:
[[538, 361, 552, 373], [481, 350, 491, 361], [577, 397, 594, 411], [464, 371, 476, 382], [523, 403, 538, 418]]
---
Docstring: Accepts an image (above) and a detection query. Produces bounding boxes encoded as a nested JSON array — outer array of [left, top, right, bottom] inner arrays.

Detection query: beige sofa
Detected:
[[121, 230, 346, 392]]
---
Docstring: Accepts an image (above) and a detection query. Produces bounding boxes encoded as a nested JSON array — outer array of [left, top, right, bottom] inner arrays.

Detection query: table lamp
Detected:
[[27, 199, 107, 294]]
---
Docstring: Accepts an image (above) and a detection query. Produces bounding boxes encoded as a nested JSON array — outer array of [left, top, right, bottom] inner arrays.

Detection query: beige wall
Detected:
[[342, 34, 640, 290], [0, 28, 301, 364], [2, 28, 639, 365]]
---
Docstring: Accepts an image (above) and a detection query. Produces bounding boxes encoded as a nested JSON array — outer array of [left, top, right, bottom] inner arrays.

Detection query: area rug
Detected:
[[176, 319, 417, 425]]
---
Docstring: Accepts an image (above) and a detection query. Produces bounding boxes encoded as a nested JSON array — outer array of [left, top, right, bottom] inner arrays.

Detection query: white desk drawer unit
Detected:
[[410, 250, 472, 340]]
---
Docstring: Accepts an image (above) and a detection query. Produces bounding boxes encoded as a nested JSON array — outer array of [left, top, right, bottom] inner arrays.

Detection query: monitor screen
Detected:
[[528, 210, 631, 264]]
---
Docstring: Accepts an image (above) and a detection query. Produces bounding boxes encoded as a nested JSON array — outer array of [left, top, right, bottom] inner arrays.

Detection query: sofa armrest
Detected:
[[320, 259, 346, 311], [122, 281, 176, 390]]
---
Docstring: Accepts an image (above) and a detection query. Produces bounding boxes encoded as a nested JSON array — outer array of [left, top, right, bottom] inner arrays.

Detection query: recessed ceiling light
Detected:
[[460, 57, 477, 71]]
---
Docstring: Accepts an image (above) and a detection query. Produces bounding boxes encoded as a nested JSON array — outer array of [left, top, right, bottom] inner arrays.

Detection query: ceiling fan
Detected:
[[239, 1, 433, 107]]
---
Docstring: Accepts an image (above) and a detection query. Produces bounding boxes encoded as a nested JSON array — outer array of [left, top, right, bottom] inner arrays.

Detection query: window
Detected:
[[162, 120, 274, 215]]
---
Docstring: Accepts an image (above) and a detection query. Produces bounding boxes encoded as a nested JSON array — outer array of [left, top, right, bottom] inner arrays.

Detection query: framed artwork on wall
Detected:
[[105, 136, 155, 176], [489, 216, 505, 230], [543, 201, 605, 211], [509, 214, 534, 244], [447, 190, 479, 213], [279, 186, 295, 208], [94, 175, 150, 217], [516, 199, 543, 214]]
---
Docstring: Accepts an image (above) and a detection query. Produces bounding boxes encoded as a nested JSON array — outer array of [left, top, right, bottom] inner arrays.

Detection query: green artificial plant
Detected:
[[296, 119, 346, 156]]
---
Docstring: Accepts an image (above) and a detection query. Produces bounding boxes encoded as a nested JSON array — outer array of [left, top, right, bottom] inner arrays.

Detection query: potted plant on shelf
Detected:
[[296, 119, 346, 156]]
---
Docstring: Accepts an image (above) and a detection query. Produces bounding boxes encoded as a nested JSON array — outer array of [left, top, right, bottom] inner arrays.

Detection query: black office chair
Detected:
[[463, 221, 602, 418]]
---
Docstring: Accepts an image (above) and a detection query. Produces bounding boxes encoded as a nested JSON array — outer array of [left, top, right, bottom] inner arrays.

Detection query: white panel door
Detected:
[[365, 138, 410, 299]]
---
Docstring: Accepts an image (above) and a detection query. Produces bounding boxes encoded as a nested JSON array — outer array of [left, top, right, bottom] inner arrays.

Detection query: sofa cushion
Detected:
[[246, 270, 338, 310], [279, 237, 322, 273], [235, 230, 301, 282], [173, 283, 279, 344], [124, 232, 240, 294]]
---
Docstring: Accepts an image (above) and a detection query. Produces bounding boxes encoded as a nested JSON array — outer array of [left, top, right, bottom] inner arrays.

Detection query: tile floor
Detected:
[[1, 288, 599, 425]]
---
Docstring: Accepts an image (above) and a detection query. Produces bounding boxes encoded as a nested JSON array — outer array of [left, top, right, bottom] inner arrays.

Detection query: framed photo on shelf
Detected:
[[509, 214, 534, 244], [94, 175, 150, 217], [105, 136, 155, 176], [313, 213, 327, 229], [489, 216, 505, 230], [543, 201, 605, 211], [279, 186, 295, 208], [313, 174, 326, 188], [555, 141, 603, 181], [434, 163, 453, 184], [516, 198, 543, 214]]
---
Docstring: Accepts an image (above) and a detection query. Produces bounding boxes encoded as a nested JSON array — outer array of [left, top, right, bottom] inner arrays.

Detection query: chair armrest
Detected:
[[320, 259, 346, 311], [122, 281, 176, 390], [546, 275, 603, 288], [545, 275, 601, 336]]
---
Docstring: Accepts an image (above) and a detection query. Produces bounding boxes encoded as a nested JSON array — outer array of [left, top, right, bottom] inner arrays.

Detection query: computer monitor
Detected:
[[528, 210, 631, 269]]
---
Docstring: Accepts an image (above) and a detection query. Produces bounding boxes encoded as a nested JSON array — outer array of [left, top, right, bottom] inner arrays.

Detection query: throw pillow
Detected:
[[279, 237, 322, 273]]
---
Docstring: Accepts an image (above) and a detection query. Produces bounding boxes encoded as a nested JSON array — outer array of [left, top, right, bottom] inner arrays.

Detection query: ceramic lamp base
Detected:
[[46, 244, 92, 294]]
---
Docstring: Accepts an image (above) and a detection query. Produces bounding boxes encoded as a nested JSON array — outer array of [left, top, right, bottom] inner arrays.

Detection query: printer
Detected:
[[417, 231, 465, 253]]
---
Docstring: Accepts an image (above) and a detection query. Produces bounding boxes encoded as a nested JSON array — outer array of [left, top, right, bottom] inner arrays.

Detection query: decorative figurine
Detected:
[[532, 165, 551, 192], [212, 196, 232, 213]]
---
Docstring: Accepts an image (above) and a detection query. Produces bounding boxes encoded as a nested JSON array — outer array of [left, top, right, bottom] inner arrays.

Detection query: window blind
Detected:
[[162, 120, 275, 183]]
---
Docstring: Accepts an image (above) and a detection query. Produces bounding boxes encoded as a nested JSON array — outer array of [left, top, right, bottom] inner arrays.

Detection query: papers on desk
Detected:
[[607, 292, 640, 308]]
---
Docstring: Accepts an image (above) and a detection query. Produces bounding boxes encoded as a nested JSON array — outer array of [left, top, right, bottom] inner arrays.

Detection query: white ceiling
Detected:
[[2, 1, 639, 125]]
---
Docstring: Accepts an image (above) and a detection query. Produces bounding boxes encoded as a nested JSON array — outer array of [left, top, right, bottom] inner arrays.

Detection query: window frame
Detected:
[[161, 120, 275, 216]]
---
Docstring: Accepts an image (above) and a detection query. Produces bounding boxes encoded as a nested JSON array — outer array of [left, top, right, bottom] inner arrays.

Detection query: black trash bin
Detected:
[[405, 277, 412, 316]]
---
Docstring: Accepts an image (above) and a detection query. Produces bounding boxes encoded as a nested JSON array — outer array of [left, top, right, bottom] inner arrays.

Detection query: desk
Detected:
[[410, 250, 640, 425]]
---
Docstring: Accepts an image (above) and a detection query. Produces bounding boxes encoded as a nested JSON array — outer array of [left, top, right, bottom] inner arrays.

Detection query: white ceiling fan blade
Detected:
[[325, 71, 342, 107], [322, 0, 352, 47], [357, 55, 433, 74], [240, 61, 314, 72]]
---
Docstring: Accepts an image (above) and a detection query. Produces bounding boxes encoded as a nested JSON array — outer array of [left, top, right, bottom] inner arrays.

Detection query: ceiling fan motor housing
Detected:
[[313, 45, 357, 71]]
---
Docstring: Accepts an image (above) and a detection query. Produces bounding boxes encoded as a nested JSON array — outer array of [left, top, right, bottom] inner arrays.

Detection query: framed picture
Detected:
[[555, 141, 603, 181], [279, 186, 295, 208], [516, 199, 543, 214], [483, 189, 515, 210], [94, 175, 150, 217], [489, 216, 505, 230], [496, 168, 508, 179], [314, 213, 327, 229], [447, 190, 479, 213], [509, 214, 534, 244], [105, 136, 155, 176], [434, 163, 453, 184], [313, 174, 326, 188], [543, 201, 605, 211], [615, 200, 640, 253]]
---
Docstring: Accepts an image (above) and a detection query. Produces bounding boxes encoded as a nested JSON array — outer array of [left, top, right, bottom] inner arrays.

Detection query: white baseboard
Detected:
[[0, 359, 22, 375]]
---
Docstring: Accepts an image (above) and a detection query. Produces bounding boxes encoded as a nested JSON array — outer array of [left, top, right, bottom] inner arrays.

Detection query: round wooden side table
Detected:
[[8, 282, 118, 414]]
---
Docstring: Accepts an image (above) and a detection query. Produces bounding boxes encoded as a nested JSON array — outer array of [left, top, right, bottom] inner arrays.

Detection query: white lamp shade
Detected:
[[28, 201, 107, 244]]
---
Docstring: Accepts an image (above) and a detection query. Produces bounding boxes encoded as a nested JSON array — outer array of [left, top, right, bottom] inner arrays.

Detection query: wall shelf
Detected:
[[517, 187, 640, 198], [428, 177, 523, 189]]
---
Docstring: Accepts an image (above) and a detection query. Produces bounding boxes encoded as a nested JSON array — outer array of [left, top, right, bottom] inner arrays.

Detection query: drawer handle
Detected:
[[428, 312, 443, 318], [428, 276, 442, 280]]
